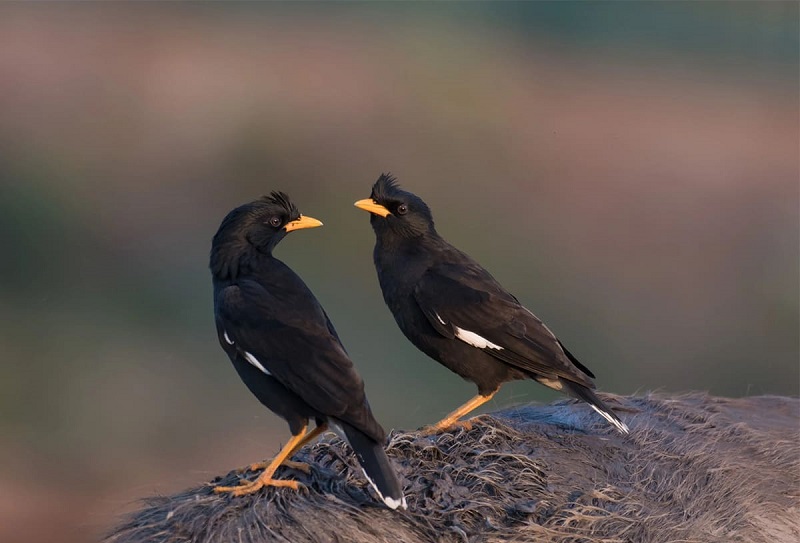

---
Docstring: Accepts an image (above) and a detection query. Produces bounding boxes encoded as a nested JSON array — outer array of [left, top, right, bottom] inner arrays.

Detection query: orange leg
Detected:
[[215, 424, 309, 496], [246, 423, 329, 475], [287, 422, 328, 456], [421, 390, 498, 435]]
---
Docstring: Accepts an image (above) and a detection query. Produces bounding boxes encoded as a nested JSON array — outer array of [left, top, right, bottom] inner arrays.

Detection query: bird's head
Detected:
[[354, 174, 435, 239], [210, 191, 322, 279]]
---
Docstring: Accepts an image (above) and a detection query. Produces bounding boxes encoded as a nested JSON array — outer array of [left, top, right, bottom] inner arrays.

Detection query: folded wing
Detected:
[[413, 263, 595, 388], [215, 279, 382, 440]]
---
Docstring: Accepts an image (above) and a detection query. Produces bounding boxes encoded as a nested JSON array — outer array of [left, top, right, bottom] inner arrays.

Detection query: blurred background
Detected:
[[0, 3, 797, 542]]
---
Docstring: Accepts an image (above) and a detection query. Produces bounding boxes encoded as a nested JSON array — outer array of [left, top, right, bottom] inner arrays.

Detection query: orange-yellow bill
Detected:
[[354, 199, 391, 218], [284, 215, 323, 232]]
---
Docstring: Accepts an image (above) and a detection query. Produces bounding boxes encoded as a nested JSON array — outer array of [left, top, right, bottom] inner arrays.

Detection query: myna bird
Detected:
[[355, 175, 629, 435], [210, 192, 406, 509]]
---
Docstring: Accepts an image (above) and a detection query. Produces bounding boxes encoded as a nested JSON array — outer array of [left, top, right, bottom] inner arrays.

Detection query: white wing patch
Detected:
[[434, 312, 447, 325], [223, 331, 234, 345], [243, 351, 271, 376], [454, 326, 504, 350]]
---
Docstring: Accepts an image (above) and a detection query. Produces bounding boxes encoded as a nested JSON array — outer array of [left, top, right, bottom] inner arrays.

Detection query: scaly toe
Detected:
[[214, 477, 303, 496], [269, 479, 303, 490]]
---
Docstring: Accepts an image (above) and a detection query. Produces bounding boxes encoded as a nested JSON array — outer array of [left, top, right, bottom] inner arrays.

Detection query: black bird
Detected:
[[355, 175, 629, 435], [210, 192, 406, 509]]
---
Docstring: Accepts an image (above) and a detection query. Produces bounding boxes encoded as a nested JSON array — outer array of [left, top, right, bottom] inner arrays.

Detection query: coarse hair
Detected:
[[106, 392, 800, 543]]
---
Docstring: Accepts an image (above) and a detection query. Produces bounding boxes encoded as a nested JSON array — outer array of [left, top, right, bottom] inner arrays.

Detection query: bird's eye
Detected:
[[397, 204, 408, 215], [269, 217, 282, 228]]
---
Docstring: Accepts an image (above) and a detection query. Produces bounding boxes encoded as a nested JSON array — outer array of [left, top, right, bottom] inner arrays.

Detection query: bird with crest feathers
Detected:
[[210, 191, 406, 509], [355, 175, 629, 435]]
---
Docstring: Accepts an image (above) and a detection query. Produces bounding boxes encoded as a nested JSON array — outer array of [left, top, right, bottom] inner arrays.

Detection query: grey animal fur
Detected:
[[105, 393, 799, 543]]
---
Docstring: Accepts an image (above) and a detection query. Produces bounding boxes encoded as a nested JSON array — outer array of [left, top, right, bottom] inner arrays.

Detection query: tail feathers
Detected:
[[563, 381, 630, 434], [338, 422, 407, 510]]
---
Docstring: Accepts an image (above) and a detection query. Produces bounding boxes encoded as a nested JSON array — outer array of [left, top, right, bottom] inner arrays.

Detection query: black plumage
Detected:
[[355, 175, 629, 435], [210, 192, 406, 509]]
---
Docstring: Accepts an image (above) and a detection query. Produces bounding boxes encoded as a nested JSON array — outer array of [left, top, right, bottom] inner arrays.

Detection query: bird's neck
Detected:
[[378, 226, 448, 252], [373, 231, 441, 287], [210, 240, 274, 281]]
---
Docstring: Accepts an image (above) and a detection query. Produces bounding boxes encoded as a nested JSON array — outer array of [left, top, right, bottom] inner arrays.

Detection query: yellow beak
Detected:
[[284, 215, 323, 232], [354, 198, 391, 218]]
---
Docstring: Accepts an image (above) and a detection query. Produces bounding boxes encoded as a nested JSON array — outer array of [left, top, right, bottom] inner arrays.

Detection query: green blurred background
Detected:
[[0, 3, 797, 541]]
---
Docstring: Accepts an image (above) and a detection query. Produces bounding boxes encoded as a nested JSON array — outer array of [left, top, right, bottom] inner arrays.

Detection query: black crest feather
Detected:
[[371, 173, 402, 202], [264, 191, 299, 217]]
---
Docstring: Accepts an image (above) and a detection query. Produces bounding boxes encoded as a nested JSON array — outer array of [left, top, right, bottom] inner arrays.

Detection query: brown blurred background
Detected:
[[0, 3, 797, 542]]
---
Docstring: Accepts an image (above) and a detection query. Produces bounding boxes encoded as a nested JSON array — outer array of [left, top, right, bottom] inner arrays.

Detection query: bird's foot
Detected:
[[242, 459, 311, 474], [214, 475, 303, 496], [420, 418, 473, 436]]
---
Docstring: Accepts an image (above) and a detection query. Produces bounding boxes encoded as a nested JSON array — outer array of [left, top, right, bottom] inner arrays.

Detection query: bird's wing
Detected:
[[413, 264, 594, 386], [215, 280, 366, 419]]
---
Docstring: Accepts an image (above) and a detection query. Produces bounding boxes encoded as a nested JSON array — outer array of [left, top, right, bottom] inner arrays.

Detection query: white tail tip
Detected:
[[383, 495, 407, 510], [590, 404, 630, 434], [361, 468, 407, 510]]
